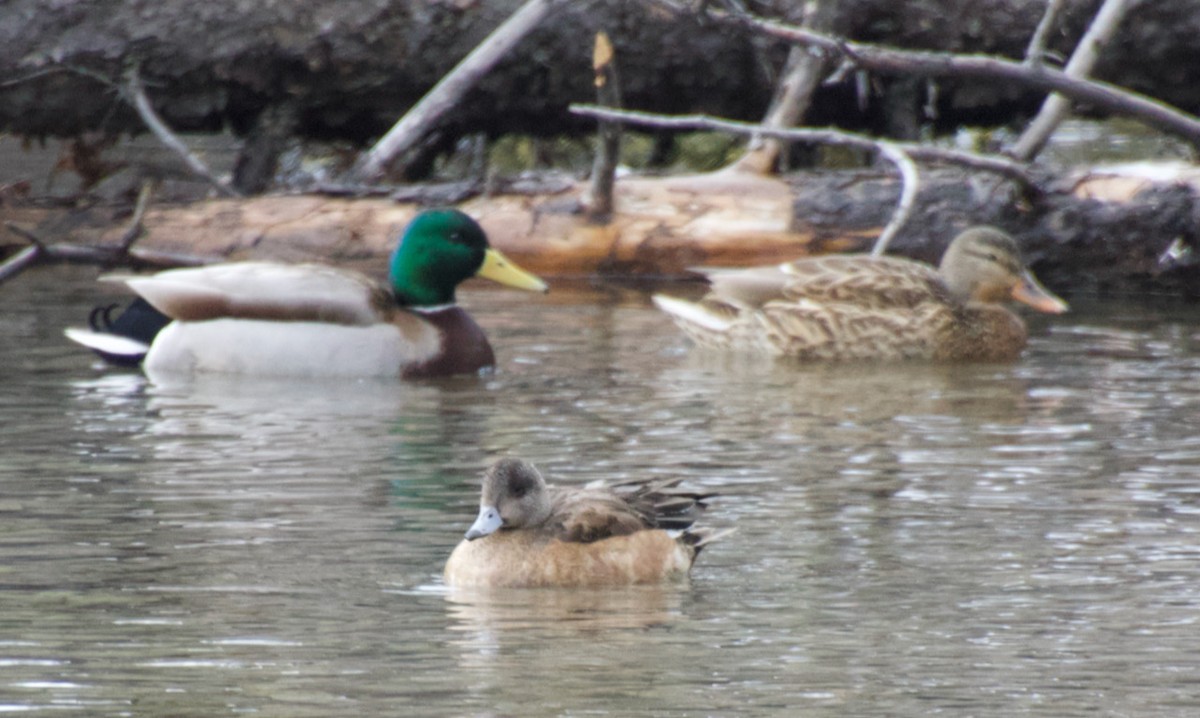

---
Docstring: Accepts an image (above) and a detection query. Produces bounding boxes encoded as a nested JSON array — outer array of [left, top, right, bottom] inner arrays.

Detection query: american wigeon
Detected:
[[653, 226, 1068, 362], [443, 458, 730, 588], [64, 209, 548, 377]]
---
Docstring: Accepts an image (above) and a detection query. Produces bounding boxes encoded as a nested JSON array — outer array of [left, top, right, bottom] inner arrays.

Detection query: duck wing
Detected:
[[776, 254, 951, 310], [698, 254, 950, 312], [754, 299, 949, 360], [700, 265, 793, 309], [549, 479, 714, 543], [548, 488, 652, 543], [116, 262, 391, 325]]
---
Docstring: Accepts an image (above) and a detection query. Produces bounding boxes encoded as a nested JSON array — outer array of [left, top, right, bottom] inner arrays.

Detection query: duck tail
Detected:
[[651, 294, 733, 332], [64, 297, 169, 367], [681, 527, 736, 557], [64, 327, 151, 366]]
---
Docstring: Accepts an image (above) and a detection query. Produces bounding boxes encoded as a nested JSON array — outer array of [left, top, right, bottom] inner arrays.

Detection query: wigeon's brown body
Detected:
[[444, 459, 729, 589]]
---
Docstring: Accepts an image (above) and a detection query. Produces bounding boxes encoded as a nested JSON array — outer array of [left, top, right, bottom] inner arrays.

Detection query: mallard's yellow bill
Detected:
[[1012, 270, 1068, 314], [477, 249, 548, 293]]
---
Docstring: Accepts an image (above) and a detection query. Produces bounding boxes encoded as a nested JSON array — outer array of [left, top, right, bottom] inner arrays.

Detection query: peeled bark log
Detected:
[[4, 168, 1198, 298]]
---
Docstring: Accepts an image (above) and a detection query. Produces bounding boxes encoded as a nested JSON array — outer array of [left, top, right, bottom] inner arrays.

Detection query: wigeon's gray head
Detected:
[[465, 458, 551, 540]]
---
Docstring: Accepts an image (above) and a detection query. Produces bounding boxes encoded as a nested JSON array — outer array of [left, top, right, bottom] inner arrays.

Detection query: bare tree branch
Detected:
[[0, 206, 211, 286], [124, 67, 241, 197], [1025, 0, 1068, 66], [1010, 0, 1132, 161], [116, 180, 157, 253], [0, 224, 45, 283], [348, 0, 570, 183], [583, 31, 622, 222], [732, 0, 837, 174], [0, 244, 42, 284], [4, 222, 47, 249], [569, 104, 1038, 189], [872, 142, 920, 257], [655, 0, 1200, 149]]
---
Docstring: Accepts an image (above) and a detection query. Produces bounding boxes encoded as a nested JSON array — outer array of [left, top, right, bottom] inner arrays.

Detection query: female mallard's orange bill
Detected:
[[1012, 270, 1068, 314]]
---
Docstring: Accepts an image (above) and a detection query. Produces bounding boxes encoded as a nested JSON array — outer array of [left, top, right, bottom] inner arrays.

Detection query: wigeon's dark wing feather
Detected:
[[548, 489, 651, 543], [548, 479, 715, 543], [651, 496, 708, 529], [605, 477, 715, 531]]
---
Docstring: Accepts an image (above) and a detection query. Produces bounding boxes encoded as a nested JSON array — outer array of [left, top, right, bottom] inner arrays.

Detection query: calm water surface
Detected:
[[2, 267, 1199, 716]]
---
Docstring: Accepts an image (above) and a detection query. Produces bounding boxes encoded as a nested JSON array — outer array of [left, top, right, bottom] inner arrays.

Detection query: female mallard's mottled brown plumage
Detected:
[[444, 458, 730, 588], [652, 226, 1068, 362]]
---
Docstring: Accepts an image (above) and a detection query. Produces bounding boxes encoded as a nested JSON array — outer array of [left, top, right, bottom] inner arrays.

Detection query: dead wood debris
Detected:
[[123, 66, 241, 198], [0, 180, 212, 285]]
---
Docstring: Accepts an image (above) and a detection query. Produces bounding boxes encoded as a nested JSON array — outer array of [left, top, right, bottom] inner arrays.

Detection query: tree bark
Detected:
[[4, 167, 1198, 297], [3, 0, 1200, 151]]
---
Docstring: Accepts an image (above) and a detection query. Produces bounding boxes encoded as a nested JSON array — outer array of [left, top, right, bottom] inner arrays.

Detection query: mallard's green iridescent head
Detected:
[[388, 209, 547, 307]]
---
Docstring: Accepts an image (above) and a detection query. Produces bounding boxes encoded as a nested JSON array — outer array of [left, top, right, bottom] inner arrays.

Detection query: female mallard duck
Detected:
[[65, 208, 547, 377], [444, 458, 731, 588], [652, 226, 1068, 362]]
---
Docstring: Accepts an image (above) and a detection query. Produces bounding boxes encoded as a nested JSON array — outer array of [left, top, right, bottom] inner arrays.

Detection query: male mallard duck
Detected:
[[444, 458, 731, 588], [64, 208, 547, 377], [652, 226, 1068, 362]]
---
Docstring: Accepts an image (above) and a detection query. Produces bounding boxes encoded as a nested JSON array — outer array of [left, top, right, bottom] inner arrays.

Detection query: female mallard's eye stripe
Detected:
[[964, 248, 1020, 273]]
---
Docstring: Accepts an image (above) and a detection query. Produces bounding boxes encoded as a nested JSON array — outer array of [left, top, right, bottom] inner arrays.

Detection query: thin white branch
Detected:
[[0, 245, 42, 283], [1010, 0, 1132, 161], [0, 218, 212, 285], [657, 0, 1200, 148], [569, 104, 1037, 188], [117, 180, 157, 252], [872, 142, 920, 257]]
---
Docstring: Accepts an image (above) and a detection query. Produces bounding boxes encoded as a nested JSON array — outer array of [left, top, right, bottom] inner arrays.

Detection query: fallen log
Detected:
[[2, 165, 1197, 297]]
